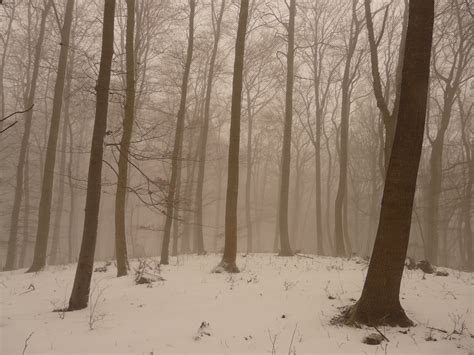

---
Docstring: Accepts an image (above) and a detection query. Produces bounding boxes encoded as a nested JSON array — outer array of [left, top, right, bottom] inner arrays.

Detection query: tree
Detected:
[[115, 0, 136, 277], [194, 0, 226, 256], [160, 0, 196, 265], [3, 0, 51, 271], [68, 0, 116, 311], [425, 0, 472, 264], [345, 0, 434, 326], [213, 0, 250, 273], [334, 0, 362, 257], [28, 0, 75, 272], [278, 0, 296, 257]]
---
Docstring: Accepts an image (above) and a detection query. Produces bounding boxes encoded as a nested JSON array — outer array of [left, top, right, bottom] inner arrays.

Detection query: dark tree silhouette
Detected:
[[345, 0, 434, 326], [68, 0, 116, 311]]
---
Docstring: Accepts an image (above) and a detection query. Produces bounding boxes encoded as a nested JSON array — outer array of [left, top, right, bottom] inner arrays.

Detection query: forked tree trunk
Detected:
[[278, 0, 296, 257], [160, 0, 196, 265], [115, 0, 136, 276], [214, 0, 250, 273], [4, 1, 51, 271], [345, 0, 434, 326], [67, 0, 116, 311], [28, 0, 75, 272]]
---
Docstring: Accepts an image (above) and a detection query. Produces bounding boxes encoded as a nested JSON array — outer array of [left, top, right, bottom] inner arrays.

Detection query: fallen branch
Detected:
[[22, 332, 34, 355], [374, 326, 390, 342]]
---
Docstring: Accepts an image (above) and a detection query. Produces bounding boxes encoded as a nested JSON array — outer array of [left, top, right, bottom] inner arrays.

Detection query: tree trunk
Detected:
[[194, 0, 225, 256], [67, 0, 115, 311], [334, 0, 360, 257], [115, 0, 136, 276], [214, 0, 250, 273], [4, 1, 51, 271], [160, 0, 196, 265], [346, 0, 434, 326], [28, 0, 75, 272], [245, 87, 253, 253], [278, 0, 296, 257], [18, 148, 30, 268]]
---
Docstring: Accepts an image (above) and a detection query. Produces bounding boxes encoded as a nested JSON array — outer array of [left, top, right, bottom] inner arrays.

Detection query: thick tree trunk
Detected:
[[115, 0, 136, 276], [278, 0, 296, 257], [214, 0, 250, 273], [346, 0, 434, 326], [67, 0, 115, 311], [28, 0, 75, 272], [4, 2, 51, 271], [160, 0, 196, 265]]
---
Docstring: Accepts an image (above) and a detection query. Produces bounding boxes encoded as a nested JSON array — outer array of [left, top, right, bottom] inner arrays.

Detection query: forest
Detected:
[[0, 0, 472, 354]]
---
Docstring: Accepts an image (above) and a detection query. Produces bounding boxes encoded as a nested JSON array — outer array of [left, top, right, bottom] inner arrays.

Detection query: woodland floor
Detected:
[[1, 253, 473, 354]]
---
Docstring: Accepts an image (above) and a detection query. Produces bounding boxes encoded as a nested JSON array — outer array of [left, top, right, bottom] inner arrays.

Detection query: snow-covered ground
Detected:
[[1, 254, 473, 354]]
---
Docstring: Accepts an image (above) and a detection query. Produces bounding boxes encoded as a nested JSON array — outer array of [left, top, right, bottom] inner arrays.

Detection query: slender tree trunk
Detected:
[[245, 88, 253, 253], [67, 0, 115, 311], [28, 0, 75, 272], [18, 149, 30, 268], [334, 1, 360, 257], [115, 0, 136, 276], [214, 0, 250, 272], [171, 163, 181, 257], [278, 0, 296, 257], [67, 118, 76, 263], [195, 0, 226, 256], [161, 0, 196, 265], [4, 2, 51, 271], [346, 0, 434, 326]]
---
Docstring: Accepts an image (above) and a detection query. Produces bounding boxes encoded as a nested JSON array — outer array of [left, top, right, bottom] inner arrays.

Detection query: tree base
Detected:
[[278, 250, 294, 257], [212, 260, 239, 273], [26, 263, 44, 273], [341, 299, 414, 327]]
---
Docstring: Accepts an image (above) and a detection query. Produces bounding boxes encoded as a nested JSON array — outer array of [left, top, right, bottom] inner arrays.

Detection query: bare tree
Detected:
[[345, 0, 434, 327], [4, 0, 51, 271], [68, 0, 116, 311], [214, 0, 250, 273], [28, 0, 75, 272]]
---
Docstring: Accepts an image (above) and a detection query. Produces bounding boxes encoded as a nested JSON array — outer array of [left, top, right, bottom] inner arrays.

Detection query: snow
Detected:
[[1, 254, 473, 354]]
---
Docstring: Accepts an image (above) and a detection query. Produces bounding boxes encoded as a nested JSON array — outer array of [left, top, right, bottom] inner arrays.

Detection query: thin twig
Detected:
[[22, 332, 34, 355], [374, 326, 390, 342]]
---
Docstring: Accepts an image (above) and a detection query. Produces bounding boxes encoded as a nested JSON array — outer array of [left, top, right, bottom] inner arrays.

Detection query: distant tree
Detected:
[[214, 0, 250, 273], [4, 0, 51, 271], [194, 0, 226, 256], [115, 0, 136, 277], [28, 0, 75, 272], [334, 0, 363, 257], [68, 0, 116, 311], [345, 0, 434, 326]]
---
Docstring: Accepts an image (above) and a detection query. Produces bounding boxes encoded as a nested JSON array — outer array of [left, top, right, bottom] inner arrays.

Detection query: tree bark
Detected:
[[28, 0, 75, 272], [346, 0, 434, 326], [160, 0, 196, 265], [67, 0, 116, 311], [214, 0, 250, 272]]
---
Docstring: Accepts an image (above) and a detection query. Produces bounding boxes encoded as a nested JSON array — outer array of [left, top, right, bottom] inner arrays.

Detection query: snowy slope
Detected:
[[1, 254, 472, 354]]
